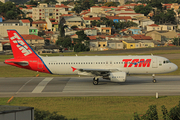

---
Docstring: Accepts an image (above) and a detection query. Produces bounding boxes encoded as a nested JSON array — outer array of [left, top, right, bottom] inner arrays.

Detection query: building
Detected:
[[83, 17, 101, 27], [108, 40, 123, 49], [145, 30, 177, 42], [128, 27, 141, 34], [122, 40, 140, 49], [61, 15, 83, 28], [0, 105, 34, 120], [0, 20, 20, 26], [19, 19, 31, 27], [32, 3, 70, 22], [84, 28, 97, 36], [101, 27, 112, 35], [21, 34, 45, 47], [0, 26, 29, 37], [146, 24, 161, 31], [32, 20, 47, 31]]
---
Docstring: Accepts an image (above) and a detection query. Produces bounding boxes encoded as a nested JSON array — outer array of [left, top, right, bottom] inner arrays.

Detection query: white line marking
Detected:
[[32, 78, 53, 93], [16, 78, 35, 94]]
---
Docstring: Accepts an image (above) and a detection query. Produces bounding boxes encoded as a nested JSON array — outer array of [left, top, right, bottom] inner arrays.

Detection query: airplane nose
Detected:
[[173, 63, 178, 71]]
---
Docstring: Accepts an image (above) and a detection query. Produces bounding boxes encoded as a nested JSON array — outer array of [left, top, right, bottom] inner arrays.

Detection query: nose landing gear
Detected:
[[152, 74, 156, 83]]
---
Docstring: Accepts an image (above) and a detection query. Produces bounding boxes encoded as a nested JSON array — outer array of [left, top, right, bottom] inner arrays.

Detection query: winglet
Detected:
[[71, 66, 77, 72]]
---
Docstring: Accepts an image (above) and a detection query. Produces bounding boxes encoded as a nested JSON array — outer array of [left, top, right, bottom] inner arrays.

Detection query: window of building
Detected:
[[49, 13, 53, 16]]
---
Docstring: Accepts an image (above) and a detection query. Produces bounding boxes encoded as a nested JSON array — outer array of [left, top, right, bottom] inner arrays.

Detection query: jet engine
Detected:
[[103, 72, 126, 82]]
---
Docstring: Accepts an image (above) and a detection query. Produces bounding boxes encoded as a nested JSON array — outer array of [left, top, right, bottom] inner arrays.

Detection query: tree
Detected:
[[134, 101, 180, 120], [0, 1, 22, 19], [74, 43, 89, 52], [26, 0, 38, 6], [6, 10, 17, 19], [34, 109, 77, 120], [56, 36, 72, 48], [173, 38, 180, 46], [134, 4, 152, 16], [104, 2, 118, 7], [76, 30, 90, 43]]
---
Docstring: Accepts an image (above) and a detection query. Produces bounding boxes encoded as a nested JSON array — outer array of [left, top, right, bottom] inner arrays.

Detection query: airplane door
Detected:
[[38, 59, 43, 69], [152, 57, 158, 68]]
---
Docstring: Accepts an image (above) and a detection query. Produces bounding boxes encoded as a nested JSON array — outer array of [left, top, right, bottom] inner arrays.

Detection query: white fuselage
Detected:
[[41, 55, 178, 75]]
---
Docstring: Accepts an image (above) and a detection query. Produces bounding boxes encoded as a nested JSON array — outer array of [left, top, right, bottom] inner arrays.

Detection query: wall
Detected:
[[0, 26, 29, 37]]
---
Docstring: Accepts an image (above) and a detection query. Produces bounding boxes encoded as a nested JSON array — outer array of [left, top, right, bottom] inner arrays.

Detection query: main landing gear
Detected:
[[152, 74, 157, 83], [93, 77, 99, 85]]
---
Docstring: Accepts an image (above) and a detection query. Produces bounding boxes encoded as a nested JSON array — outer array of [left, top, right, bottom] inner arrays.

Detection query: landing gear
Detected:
[[152, 79, 157, 83], [152, 74, 157, 83], [93, 77, 99, 85]]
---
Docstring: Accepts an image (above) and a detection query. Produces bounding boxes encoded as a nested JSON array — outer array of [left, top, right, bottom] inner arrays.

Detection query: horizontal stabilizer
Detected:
[[5, 61, 29, 66]]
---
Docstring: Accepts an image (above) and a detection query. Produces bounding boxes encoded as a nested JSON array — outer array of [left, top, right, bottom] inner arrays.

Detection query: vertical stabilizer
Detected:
[[7, 30, 38, 58]]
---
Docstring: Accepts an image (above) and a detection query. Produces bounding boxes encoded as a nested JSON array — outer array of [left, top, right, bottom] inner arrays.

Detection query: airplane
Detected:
[[4, 30, 178, 85]]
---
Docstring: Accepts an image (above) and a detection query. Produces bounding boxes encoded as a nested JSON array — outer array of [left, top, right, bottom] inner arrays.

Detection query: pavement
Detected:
[[0, 76, 180, 97]]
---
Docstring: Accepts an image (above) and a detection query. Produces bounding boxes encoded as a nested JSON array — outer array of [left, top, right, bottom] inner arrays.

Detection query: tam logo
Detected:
[[123, 59, 151, 67], [10, 33, 32, 56]]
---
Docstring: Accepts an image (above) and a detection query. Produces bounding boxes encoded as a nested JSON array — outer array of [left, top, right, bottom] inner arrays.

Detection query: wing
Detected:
[[72, 67, 128, 76]]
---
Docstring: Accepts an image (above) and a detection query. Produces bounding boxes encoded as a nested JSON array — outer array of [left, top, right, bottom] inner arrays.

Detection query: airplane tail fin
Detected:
[[7, 30, 38, 58]]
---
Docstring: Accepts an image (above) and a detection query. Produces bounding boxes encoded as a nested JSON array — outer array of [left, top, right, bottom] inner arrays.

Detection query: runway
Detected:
[[0, 76, 180, 97]]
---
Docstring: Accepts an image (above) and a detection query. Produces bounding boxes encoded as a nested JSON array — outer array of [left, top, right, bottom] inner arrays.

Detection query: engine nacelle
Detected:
[[109, 72, 126, 82]]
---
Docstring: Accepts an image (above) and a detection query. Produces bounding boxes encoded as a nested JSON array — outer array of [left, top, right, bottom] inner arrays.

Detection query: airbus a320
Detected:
[[4, 30, 178, 85]]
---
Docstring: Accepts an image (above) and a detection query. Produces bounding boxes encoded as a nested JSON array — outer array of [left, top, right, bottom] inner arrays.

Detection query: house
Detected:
[[122, 40, 140, 49], [133, 16, 154, 30], [32, 20, 47, 31], [0, 20, 20, 26], [146, 24, 161, 31], [107, 41, 123, 49], [128, 27, 141, 35], [84, 28, 97, 36], [159, 24, 176, 31], [130, 35, 153, 40], [89, 40, 109, 51], [60, 15, 83, 28], [138, 40, 154, 48], [29, 27, 38, 35], [106, 16, 132, 22], [145, 30, 178, 42], [101, 27, 112, 35], [83, 17, 101, 27], [19, 19, 31, 27], [21, 34, 45, 48]]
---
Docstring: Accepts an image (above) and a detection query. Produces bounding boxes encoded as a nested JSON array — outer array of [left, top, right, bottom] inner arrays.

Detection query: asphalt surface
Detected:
[[0, 76, 180, 97]]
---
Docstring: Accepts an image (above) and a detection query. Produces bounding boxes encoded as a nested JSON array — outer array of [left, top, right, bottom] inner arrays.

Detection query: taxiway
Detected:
[[0, 76, 180, 97]]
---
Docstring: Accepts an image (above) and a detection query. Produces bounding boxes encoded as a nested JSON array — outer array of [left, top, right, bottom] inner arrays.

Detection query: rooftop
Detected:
[[21, 34, 44, 40], [20, 19, 30, 23]]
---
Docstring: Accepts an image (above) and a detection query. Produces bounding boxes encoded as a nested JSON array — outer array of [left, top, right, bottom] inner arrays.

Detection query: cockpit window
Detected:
[[163, 60, 171, 64]]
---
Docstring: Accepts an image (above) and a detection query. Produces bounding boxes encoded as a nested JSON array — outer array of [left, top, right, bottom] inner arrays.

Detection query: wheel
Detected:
[[152, 79, 156, 83], [93, 80, 99, 85]]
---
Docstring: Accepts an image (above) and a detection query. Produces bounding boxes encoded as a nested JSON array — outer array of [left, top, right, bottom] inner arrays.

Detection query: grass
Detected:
[[0, 96, 180, 120]]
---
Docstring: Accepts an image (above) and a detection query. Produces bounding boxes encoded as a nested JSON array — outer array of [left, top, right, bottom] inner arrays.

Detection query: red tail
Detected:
[[7, 30, 38, 58]]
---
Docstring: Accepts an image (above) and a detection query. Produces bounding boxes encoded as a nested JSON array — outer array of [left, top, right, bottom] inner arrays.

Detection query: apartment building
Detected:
[[32, 3, 70, 22]]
